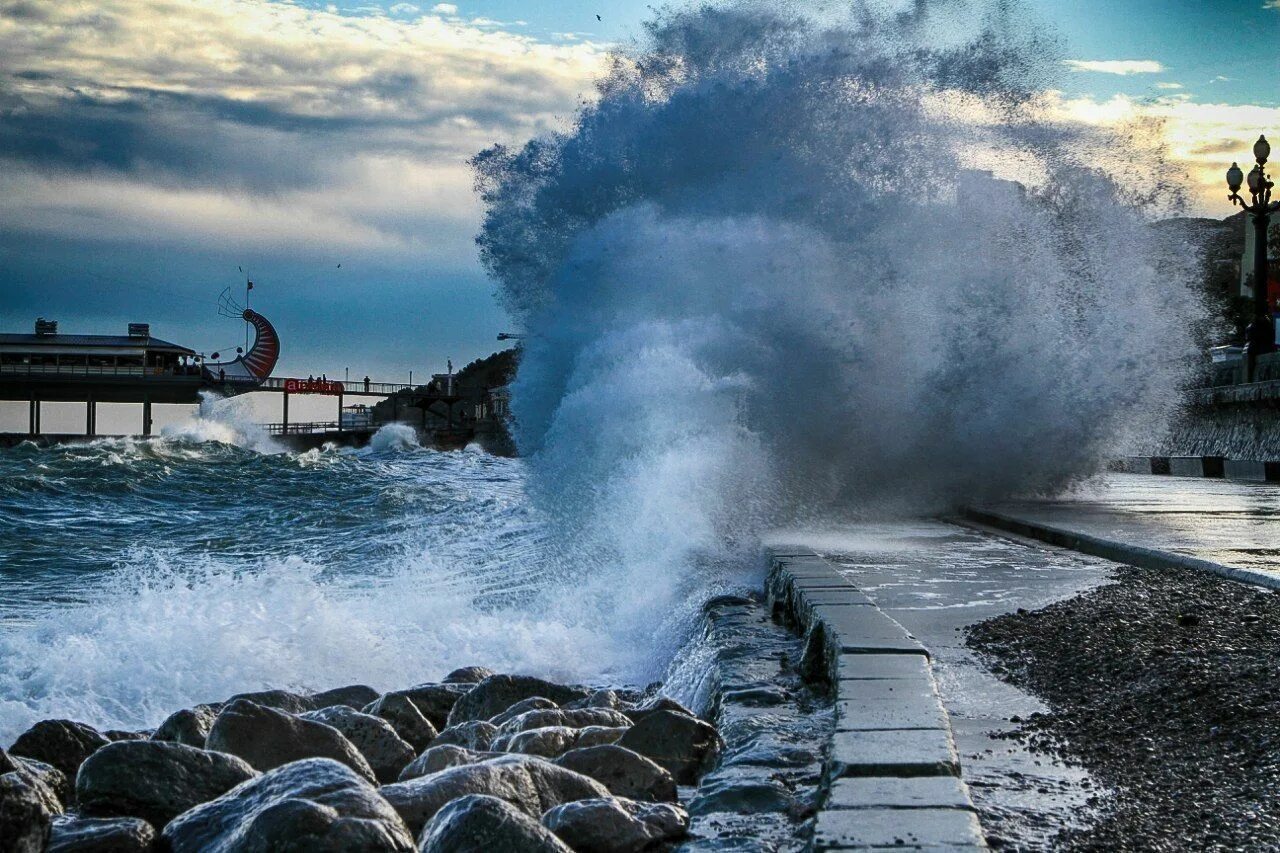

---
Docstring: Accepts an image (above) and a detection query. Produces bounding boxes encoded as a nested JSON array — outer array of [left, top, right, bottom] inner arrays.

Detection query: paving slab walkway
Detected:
[[769, 521, 1112, 850]]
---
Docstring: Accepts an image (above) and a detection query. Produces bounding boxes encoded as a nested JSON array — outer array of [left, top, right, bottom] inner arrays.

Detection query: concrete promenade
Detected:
[[970, 473, 1280, 585]]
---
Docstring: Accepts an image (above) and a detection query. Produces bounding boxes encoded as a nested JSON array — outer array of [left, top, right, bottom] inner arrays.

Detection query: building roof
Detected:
[[0, 333, 196, 354]]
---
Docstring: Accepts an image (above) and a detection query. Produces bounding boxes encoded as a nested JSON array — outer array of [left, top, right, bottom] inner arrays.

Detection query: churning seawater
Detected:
[[0, 419, 725, 745]]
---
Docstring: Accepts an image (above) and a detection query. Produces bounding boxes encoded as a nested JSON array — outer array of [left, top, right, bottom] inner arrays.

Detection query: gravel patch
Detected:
[[967, 563, 1280, 851]]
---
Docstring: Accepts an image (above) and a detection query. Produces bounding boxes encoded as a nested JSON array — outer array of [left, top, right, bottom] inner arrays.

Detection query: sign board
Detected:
[[284, 379, 344, 395]]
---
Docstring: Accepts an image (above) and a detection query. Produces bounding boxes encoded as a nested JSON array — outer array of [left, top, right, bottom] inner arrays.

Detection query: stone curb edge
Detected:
[[765, 547, 988, 851], [1112, 455, 1280, 481], [961, 507, 1280, 592]]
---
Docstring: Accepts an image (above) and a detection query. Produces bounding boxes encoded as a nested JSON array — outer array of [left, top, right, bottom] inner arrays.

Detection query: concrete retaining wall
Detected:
[[766, 548, 987, 850], [1116, 455, 1280, 481]]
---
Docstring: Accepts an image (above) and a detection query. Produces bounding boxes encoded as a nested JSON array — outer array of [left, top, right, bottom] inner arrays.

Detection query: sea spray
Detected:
[[470, 0, 1204, 673], [476, 0, 1201, 515]]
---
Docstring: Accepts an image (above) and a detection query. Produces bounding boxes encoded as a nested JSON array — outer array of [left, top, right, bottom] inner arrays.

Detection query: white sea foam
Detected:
[[160, 392, 283, 454], [367, 422, 421, 453]]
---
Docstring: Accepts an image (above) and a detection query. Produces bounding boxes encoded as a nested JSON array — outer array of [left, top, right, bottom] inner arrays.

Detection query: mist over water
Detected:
[[0, 0, 1205, 742]]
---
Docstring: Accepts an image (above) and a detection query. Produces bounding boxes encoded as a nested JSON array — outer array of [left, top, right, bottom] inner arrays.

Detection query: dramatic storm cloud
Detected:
[[0, 0, 604, 253]]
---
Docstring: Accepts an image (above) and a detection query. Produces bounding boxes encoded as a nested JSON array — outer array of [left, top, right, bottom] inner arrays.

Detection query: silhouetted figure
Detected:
[[364, 376, 371, 392], [218, 368, 226, 383]]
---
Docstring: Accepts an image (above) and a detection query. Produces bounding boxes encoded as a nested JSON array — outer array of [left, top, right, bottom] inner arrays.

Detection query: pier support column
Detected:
[[282, 392, 289, 432], [337, 392, 344, 433], [142, 397, 153, 437], [86, 398, 96, 437], [29, 397, 40, 436]]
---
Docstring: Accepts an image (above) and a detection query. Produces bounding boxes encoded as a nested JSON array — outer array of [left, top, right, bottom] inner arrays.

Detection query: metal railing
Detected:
[[0, 363, 201, 379], [258, 377, 414, 396], [262, 420, 381, 436]]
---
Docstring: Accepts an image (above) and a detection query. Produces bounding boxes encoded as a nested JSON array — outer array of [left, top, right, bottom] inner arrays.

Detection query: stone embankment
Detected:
[[766, 547, 988, 851], [0, 671, 722, 852]]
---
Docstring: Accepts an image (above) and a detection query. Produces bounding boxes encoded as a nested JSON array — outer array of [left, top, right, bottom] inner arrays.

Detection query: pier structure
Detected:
[[0, 321, 203, 437]]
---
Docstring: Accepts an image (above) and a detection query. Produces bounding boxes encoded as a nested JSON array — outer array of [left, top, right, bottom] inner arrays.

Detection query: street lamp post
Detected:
[[1228, 135, 1280, 377]]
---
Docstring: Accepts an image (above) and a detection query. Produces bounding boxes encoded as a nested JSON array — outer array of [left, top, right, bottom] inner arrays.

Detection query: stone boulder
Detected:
[[446, 676, 589, 727], [379, 754, 609, 835], [617, 710, 722, 784], [75, 740, 257, 827], [47, 816, 157, 853], [418, 794, 571, 853], [0, 769, 57, 853], [151, 705, 220, 748], [441, 667, 495, 685], [495, 708, 632, 738], [224, 689, 314, 714], [397, 745, 502, 782], [310, 685, 381, 710], [300, 707, 414, 784], [2, 750, 69, 811], [623, 697, 695, 725], [162, 758, 414, 853], [488, 697, 558, 727], [563, 690, 630, 711], [205, 699, 375, 783], [554, 745, 677, 803], [8, 719, 110, 781], [391, 684, 471, 730], [542, 797, 689, 853], [104, 731, 149, 742], [493, 726, 626, 759], [361, 694, 437, 753], [430, 721, 498, 752]]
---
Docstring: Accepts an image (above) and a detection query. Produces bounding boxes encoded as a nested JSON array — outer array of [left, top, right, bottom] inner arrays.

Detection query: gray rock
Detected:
[[361, 694, 437, 753], [390, 684, 471, 730], [563, 690, 630, 711], [224, 689, 314, 714], [623, 697, 695, 725], [162, 757, 414, 853], [493, 726, 627, 759], [441, 667, 495, 685], [397, 746, 502, 782], [492, 727, 578, 758], [379, 753, 609, 835], [206, 699, 376, 782], [488, 697, 558, 727], [8, 719, 110, 781], [76, 740, 257, 827], [418, 794, 571, 853], [300, 707, 414, 784], [447, 676, 589, 727], [47, 816, 157, 853], [542, 797, 689, 853], [430, 721, 498, 752], [309, 685, 381, 710], [494, 708, 632, 738], [152, 705, 220, 748], [2, 751, 70, 810], [103, 731, 149, 742], [554, 745, 678, 803], [0, 769, 56, 853], [617, 710, 722, 784]]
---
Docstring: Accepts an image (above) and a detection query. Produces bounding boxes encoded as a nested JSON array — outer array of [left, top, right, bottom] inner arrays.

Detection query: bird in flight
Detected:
[[596, 14, 601, 21]]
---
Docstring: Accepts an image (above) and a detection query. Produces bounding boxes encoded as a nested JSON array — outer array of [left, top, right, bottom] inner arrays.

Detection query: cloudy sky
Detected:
[[0, 0, 1277, 386]]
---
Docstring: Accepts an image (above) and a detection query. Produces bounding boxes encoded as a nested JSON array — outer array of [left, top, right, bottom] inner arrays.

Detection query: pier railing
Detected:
[[0, 363, 201, 379], [257, 377, 414, 396]]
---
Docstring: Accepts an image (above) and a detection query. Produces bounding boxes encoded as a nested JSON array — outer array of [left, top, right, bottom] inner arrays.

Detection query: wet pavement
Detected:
[[984, 474, 1280, 577], [769, 521, 1114, 849]]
